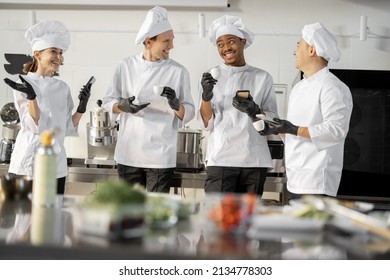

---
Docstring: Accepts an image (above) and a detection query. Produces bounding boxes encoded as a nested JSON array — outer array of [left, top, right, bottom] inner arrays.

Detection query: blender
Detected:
[[0, 102, 20, 163]]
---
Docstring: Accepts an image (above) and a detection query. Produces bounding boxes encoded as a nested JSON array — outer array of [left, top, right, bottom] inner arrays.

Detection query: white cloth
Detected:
[[25, 20, 70, 52], [102, 54, 195, 168], [135, 6, 172, 45], [208, 15, 255, 48], [197, 63, 278, 168], [284, 67, 353, 196], [9, 72, 78, 178], [301, 22, 341, 62]]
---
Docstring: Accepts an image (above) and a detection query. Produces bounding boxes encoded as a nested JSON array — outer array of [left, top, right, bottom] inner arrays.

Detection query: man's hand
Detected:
[[232, 93, 262, 121], [4, 75, 36, 100], [161, 86, 180, 111], [118, 96, 150, 114], [201, 72, 217, 101], [272, 118, 298, 135], [76, 83, 92, 113]]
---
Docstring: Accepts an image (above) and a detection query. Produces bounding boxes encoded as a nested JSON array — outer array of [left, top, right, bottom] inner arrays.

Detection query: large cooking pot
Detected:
[[2, 124, 20, 140], [177, 127, 202, 154]]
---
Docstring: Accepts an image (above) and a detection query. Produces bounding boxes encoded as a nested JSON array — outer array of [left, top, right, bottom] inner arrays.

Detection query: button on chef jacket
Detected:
[[284, 67, 353, 197], [9, 72, 78, 178], [103, 54, 195, 168], [197, 63, 278, 168]]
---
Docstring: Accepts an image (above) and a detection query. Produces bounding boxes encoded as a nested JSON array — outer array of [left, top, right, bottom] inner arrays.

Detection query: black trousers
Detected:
[[204, 166, 268, 196], [117, 164, 174, 193]]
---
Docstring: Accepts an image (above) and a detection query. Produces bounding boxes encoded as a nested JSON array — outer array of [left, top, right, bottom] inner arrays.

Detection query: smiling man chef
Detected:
[[102, 6, 195, 193], [257, 22, 353, 198], [198, 15, 278, 195]]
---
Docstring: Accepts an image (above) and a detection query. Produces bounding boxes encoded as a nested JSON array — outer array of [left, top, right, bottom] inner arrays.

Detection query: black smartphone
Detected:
[[236, 90, 250, 99], [84, 76, 96, 88]]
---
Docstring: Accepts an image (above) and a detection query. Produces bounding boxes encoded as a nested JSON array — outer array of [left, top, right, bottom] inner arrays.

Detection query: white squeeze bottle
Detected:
[[32, 130, 57, 207]]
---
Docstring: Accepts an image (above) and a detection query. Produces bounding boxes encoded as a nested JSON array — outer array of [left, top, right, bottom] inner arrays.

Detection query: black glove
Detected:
[[118, 96, 150, 114], [201, 72, 217, 101], [272, 118, 299, 135], [76, 83, 92, 113], [4, 75, 36, 100], [161, 86, 180, 111], [232, 93, 262, 121], [259, 122, 279, 136]]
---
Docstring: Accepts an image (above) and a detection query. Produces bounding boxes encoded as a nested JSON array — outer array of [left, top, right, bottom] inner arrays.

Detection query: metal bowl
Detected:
[[0, 174, 32, 200]]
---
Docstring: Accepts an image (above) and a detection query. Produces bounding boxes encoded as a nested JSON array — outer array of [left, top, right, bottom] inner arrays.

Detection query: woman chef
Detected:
[[3, 20, 92, 194], [102, 6, 195, 193]]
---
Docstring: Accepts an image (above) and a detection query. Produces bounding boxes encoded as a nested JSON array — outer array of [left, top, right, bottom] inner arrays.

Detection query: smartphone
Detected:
[[236, 90, 250, 99], [84, 76, 96, 88]]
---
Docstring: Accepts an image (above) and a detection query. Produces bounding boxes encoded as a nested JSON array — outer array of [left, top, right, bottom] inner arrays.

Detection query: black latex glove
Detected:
[[232, 93, 262, 121], [259, 122, 279, 136], [118, 96, 150, 114], [201, 72, 217, 101], [76, 83, 92, 113], [4, 75, 36, 100], [272, 118, 299, 135], [161, 86, 180, 111]]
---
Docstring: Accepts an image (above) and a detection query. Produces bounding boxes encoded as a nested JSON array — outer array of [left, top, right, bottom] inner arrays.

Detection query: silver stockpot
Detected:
[[90, 107, 111, 128], [2, 124, 20, 140], [177, 127, 203, 154]]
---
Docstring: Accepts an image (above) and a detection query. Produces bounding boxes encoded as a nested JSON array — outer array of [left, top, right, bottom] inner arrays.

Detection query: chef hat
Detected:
[[25, 20, 70, 52], [135, 6, 172, 45], [301, 22, 341, 62], [208, 15, 255, 48]]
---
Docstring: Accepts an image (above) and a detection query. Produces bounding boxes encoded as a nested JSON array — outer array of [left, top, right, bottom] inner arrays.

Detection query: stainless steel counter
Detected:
[[1, 161, 288, 205]]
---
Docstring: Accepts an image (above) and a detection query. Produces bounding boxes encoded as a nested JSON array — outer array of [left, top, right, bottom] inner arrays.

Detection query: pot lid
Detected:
[[0, 102, 19, 124]]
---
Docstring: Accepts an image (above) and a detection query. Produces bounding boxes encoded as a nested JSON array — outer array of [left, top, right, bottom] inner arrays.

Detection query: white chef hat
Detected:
[[25, 20, 70, 52], [301, 22, 341, 62], [208, 15, 255, 48], [135, 6, 172, 45]]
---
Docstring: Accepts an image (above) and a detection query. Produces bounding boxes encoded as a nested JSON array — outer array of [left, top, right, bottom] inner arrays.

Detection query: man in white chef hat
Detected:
[[102, 6, 195, 193], [3, 20, 92, 195], [262, 22, 353, 198], [197, 15, 279, 195]]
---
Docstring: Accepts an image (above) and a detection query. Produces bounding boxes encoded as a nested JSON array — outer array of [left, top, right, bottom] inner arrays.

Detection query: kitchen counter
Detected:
[[1, 161, 288, 205], [1, 194, 389, 260]]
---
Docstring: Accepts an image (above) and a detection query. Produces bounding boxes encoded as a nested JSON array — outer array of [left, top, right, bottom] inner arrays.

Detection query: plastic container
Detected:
[[32, 130, 57, 207]]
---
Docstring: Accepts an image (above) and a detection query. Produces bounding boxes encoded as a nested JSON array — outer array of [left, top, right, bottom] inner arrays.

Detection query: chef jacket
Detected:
[[284, 67, 353, 196], [9, 72, 78, 178], [197, 63, 278, 168], [102, 54, 195, 168]]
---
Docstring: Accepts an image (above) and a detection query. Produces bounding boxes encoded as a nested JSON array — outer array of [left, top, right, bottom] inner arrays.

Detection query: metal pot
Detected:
[[177, 127, 202, 154], [2, 124, 20, 140], [90, 107, 111, 128]]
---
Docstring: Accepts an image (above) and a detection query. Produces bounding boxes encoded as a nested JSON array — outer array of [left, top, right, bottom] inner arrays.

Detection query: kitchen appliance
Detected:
[[328, 69, 390, 206], [0, 102, 20, 163], [263, 135, 287, 205], [84, 100, 117, 167], [176, 127, 204, 171], [266, 134, 285, 176]]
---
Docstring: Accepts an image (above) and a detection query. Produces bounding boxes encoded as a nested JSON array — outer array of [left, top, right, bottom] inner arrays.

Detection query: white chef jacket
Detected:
[[197, 63, 278, 168], [102, 54, 195, 168], [284, 67, 353, 196], [9, 72, 78, 178]]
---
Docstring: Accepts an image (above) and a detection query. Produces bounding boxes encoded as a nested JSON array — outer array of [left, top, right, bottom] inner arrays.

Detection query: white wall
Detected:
[[1, 0, 389, 159]]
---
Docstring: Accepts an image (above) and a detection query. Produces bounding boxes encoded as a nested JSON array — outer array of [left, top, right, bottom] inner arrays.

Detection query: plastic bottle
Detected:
[[32, 130, 57, 207]]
